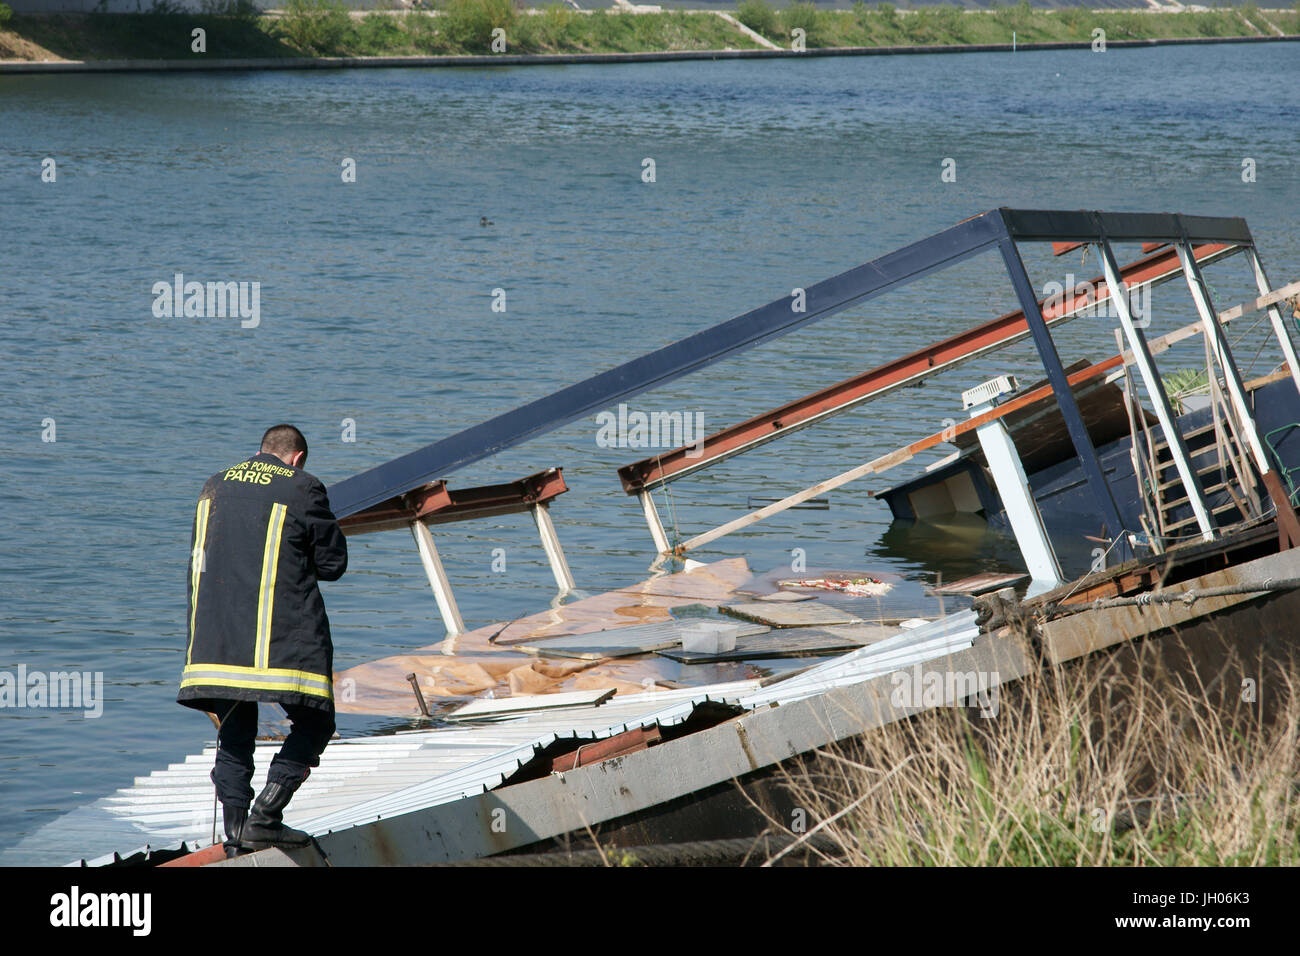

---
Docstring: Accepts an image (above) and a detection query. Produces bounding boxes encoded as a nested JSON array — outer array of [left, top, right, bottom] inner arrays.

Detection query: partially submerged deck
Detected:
[[335, 558, 957, 718]]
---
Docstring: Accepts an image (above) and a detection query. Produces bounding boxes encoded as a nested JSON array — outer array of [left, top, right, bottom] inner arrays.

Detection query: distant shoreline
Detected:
[[1, 33, 1298, 75], [3, 5, 1298, 74]]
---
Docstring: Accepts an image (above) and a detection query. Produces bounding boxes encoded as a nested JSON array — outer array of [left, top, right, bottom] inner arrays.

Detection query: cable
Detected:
[[652, 452, 682, 551]]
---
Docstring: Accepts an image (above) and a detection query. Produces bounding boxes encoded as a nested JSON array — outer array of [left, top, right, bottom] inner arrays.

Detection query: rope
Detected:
[[1057, 529, 1140, 604], [1046, 575, 1300, 619], [652, 452, 682, 551]]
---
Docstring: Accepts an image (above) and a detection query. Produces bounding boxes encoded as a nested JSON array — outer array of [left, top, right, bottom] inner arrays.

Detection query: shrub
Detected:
[[1056, 6, 1084, 31], [932, 2, 961, 37], [736, 0, 777, 36], [403, 9, 441, 51], [278, 0, 351, 54], [440, 0, 516, 51], [198, 0, 261, 17], [354, 11, 405, 52], [993, 0, 1031, 30], [533, 3, 573, 47], [781, 0, 818, 39], [588, 8, 623, 48], [0, 1, 11, 25]]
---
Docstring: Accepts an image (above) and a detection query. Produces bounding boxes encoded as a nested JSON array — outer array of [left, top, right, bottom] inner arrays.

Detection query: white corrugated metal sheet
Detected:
[[3, 612, 977, 866]]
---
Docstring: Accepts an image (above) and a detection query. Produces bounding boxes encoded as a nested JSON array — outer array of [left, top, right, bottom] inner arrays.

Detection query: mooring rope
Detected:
[[1046, 575, 1300, 619]]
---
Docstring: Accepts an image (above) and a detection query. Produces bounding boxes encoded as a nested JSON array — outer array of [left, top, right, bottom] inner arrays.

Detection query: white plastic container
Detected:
[[680, 621, 741, 655]]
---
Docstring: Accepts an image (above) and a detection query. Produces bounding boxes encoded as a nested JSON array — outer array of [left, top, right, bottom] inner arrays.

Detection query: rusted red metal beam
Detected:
[[159, 843, 227, 867], [340, 468, 568, 536], [548, 726, 663, 773], [617, 243, 1238, 494]]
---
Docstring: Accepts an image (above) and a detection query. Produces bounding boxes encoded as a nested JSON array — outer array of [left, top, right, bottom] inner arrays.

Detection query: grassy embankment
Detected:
[[762, 637, 1300, 866], [1, 0, 1299, 62]]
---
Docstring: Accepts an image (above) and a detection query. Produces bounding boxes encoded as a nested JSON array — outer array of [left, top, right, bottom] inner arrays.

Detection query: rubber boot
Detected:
[[240, 781, 312, 850], [222, 806, 249, 859]]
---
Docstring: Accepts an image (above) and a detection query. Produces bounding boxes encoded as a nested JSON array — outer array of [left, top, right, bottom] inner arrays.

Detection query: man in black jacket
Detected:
[[178, 424, 348, 856]]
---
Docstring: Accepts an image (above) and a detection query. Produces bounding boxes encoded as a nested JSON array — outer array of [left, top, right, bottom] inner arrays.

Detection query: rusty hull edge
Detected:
[[214, 631, 1034, 867]]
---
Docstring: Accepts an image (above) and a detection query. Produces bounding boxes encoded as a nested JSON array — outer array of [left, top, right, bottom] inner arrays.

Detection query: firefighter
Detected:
[[178, 424, 348, 856]]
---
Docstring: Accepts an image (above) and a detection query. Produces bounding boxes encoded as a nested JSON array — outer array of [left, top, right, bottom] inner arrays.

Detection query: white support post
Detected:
[[639, 490, 672, 555], [1175, 242, 1273, 475], [410, 520, 465, 636], [1244, 247, 1300, 397], [1097, 240, 1217, 542], [530, 502, 576, 594], [968, 395, 1063, 596]]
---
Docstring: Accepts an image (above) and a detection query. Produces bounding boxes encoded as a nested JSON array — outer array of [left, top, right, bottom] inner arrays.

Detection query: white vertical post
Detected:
[[410, 520, 465, 636], [1097, 240, 1216, 541], [969, 398, 1063, 595], [1175, 242, 1273, 474], [530, 502, 576, 594], [1245, 246, 1300, 397], [639, 490, 672, 555]]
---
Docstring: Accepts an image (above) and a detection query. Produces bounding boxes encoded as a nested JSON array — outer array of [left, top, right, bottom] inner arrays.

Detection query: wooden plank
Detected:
[[447, 687, 616, 721], [1216, 279, 1300, 324], [720, 601, 865, 628], [930, 572, 1029, 596]]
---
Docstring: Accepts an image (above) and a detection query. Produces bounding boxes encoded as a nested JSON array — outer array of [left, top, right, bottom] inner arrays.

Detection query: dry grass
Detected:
[[762, 636, 1300, 866]]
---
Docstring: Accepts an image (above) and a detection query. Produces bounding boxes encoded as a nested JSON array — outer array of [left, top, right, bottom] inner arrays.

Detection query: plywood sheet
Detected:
[[931, 572, 1029, 596], [720, 601, 865, 628], [519, 620, 770, 660], [447, 688, 616, 722], [658, 625, 887, 663]]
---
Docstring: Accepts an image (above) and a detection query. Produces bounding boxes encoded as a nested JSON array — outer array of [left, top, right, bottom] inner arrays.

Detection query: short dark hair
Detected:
[[260, 424, 308, 461]]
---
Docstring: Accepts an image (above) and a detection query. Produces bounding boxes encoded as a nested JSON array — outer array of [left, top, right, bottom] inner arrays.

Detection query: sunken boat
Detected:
[[14, 208, 1300, 867]]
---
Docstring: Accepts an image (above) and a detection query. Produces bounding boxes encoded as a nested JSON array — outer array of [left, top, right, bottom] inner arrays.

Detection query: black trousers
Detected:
[[210, 701, 335, 809]]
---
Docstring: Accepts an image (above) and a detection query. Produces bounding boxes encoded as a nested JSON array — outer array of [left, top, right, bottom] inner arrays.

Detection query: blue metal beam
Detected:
[[1001, 208, 1253, 246], [996, 229, 1133, 563], [329, 210, 1009, 516]]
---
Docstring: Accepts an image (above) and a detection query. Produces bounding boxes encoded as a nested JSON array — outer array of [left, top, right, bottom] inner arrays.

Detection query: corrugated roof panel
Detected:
[[7, 619, 980, 866]]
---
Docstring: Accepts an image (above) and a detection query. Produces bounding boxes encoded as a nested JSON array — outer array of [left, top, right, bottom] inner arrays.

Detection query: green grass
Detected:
[[7, 11, 296, 59], [771, 637, 1300, 867], [2, 0, 1294, 63], [743, 3, 1261, 49]]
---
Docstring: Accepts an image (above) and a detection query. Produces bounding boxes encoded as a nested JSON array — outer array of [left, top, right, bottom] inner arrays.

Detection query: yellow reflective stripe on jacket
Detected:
[[180, 663, 334, 700], [254, 503, 288, 671], [186, 498, 211, 667]]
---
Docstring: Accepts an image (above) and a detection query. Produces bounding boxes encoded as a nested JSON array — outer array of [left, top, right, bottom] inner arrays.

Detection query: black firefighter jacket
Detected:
[[178, 452, 348, 714]]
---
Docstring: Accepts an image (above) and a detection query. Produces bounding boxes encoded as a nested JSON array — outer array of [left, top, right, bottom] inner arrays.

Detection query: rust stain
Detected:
[[734, 722, 759, 772]]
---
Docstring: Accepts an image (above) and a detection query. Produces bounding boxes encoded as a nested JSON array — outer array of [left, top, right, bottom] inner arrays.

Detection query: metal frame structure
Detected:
[[328, 209, 1300, 570], [615, 241, 1235, 494], [340, 469, 575, 635]]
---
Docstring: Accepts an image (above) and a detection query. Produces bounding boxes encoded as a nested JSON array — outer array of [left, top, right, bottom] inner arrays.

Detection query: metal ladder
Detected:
[[1149, 419, 1258, 536]]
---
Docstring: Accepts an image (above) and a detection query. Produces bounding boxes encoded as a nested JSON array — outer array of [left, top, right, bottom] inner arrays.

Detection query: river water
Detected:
[[1, 43, 1298, 863]]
